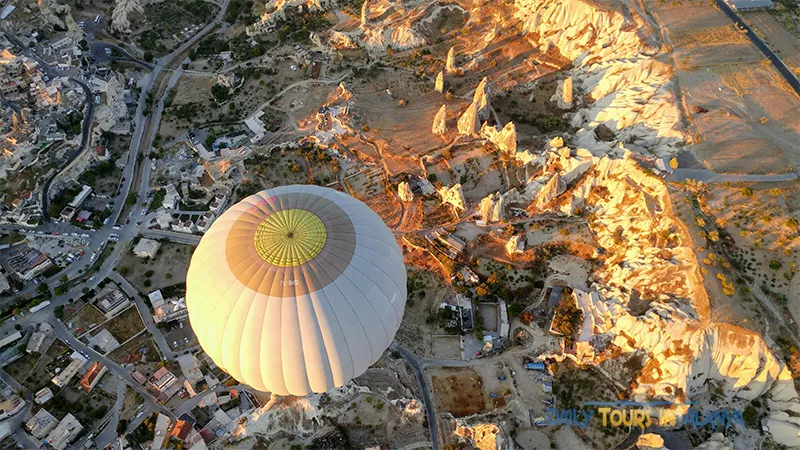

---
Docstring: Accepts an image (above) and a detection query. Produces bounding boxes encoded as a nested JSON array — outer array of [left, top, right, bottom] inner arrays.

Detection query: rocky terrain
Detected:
[[224, 0, 800, 446]]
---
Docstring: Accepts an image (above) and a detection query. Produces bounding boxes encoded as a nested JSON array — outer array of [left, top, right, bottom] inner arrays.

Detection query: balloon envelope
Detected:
[[186, 185, 406, 395]]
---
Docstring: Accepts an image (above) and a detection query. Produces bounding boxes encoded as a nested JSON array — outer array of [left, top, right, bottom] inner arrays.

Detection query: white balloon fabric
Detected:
[[186, 185, 406, 396]]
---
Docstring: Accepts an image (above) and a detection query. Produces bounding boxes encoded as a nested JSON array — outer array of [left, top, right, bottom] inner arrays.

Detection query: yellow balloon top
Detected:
[[253, 209, 327, 267]]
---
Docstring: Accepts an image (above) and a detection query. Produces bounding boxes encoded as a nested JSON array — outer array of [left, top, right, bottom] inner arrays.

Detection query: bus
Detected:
[[30, 301, 51, 314]]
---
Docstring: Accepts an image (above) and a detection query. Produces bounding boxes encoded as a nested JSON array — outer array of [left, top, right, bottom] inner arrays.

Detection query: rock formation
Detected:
[[434, 71, 444, 93], [548, 136, 564, 148], [397, 182, 414, 202], [478, 192, 504, 223], [457, 78, 492, 135], [472, 77, 491, 120], [480, 122, 516, 155], [505, 235, 523, 255], [432, 104, 447, 135], [446, 46, 456, 72], [635, 434, 666, 450], [551, 76, 573, 109], [438, 184, 465, 211], [360, 0, 369, 26], [457, 103, 479, 135], [535, 173, 565, 208]]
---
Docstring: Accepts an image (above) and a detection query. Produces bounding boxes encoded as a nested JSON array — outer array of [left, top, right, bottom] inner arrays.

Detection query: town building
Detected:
[[197, 211, 216, 233], [51, 357, 85, 387], [152, 293, 188, 323], [209, 193, 227, 212], [152, 414, 171, 450], [0, 395, 25, 420], [94, 145, 110, 161], [163, 184, 181, 209], [0, 272, 9, 294], [88, 328, 120, 354], [60, 205, 77, 221], [133, 238, 160, 258], [170, 419, 193, 442], [0, 331, 22, 349], [26, 408, 58, 439], [171, 218, 196, 234], [458, 266, 479, 285], [26, 322, 53, 353], [68, 184, 92, 208], [727, 0, 773, 9], [34, 387, 53, 404], [2, 244, 53, 281], [44, 413, 83, 450], [80, 361, 107, 392], [93, 286, 130, 318]]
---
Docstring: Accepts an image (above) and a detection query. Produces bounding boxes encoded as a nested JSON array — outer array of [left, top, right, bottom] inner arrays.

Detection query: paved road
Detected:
[[671, 168, 799, 183], [713, 0, 800, 97], [94, 380, 128, 447], [391, 342, 439, 450]]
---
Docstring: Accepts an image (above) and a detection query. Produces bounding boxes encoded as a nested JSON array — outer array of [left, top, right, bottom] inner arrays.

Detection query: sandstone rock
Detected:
[[446, 46, 456, 72], [457, 103, 479, 135], [360, 0, 369, 26], [636, 434, 667, 450], [536, 174, 566, 208], [506, 235, 524, 255], [551, 76, 573, 109], [479, 192, 504, 222], [480, 122, 517, 155], [432, 104, 447, 135], [473, 77, 491, 120], [397, 182, 414, 202], [435, 71, 444, 93], [438, 184, 465, 210]]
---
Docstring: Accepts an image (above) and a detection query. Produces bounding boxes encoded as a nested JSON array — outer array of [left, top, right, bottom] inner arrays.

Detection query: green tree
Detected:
[[54, 305, 65, 319], [143, 51, 154, 63]]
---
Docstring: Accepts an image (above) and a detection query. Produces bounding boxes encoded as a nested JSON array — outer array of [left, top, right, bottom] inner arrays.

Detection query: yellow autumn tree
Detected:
[[669, 157, 679, 170]]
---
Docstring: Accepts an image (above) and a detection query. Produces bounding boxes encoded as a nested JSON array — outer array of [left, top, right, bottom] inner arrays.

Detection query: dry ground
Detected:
[[647, 0, 800, 174], [104, 306, 146, 343], [742, 11, 800, 72], [432, 335, 463, 360], [66, 303, 108, 337], [118, 241, 194, 293], [430, 368, 487, 417]]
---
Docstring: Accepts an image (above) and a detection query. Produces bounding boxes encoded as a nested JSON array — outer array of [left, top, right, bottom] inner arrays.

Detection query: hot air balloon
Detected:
[[186, 185, 406, 396]]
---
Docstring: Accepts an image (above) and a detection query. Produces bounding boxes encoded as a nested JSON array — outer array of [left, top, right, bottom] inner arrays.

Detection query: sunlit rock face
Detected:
[[398, 181, 414, 202], [432, 104, 448, 135], [439, 184, 466, 211], [512, 0, 683, 157], [481, 122, 517, 155]]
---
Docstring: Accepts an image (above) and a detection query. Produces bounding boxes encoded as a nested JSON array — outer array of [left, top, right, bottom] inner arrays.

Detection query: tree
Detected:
[[508, 302, 524, 317], [126, 193, 138, 205], [669, 157, 679, 170], [741, 186, 754, 197], [54, 305, 65, 319], [769, 260, 783, 271], [143, 51, 154, 63], [788, 217, 799, 230], [211, 84, 230, 102]]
